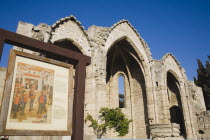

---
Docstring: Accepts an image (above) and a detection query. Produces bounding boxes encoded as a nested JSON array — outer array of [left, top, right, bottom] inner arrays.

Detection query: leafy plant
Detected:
[[85, 107, 132, 138]]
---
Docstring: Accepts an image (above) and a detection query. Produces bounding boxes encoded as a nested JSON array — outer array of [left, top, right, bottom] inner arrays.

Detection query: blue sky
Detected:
[[0, 0, 209, 81]]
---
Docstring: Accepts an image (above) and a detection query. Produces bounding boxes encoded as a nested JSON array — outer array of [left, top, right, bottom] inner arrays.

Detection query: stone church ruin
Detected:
[[0, 15, 210, 140]]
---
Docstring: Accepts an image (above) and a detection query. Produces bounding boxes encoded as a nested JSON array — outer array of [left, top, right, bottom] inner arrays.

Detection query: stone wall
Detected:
[[197, 111, 210, 139], [0, 67, 6, 106]]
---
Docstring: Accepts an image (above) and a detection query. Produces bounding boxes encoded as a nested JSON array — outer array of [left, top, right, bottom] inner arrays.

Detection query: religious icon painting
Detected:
[[10, 62, 55, 124], [0, 50, 73, 136]]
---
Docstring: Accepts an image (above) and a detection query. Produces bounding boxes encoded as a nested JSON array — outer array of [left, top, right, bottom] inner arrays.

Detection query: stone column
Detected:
[[179, 82, 194, 138], [151, 62, 170, 124]]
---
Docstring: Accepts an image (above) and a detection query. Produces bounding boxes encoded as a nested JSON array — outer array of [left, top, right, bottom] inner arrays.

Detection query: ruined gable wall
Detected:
[[151, 54, 208, 139], [101, 21, 154, 138], [0, 15, 209, 140], [150, 53, 206, 139], [163, 54, 195, 138], [50, 19, 91, 57], [104, 20, 155, 126]]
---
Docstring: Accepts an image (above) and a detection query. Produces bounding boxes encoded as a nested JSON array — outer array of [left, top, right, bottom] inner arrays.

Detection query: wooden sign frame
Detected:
[[0, 28, 91, 140], [0, 50, 73, 135]]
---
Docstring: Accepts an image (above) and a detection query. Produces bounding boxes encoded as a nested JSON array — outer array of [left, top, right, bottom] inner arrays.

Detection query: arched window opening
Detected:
[[52, 40, 83, 65], [170, 106, 186, 136], [118, 75, 125, 108], [54, 40, 82, 54]]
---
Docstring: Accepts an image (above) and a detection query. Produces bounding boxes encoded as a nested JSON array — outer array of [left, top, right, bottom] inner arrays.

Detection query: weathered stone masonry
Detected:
[[0, 15, 210, 140]]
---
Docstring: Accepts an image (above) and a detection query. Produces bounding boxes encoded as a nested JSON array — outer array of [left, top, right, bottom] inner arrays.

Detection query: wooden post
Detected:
[[72, 61, 87, 140]]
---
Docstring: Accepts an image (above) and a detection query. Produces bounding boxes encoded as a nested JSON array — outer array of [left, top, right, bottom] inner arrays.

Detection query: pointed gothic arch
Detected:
[[167, 72, 186, 137], [50, 15, 91, 56], [104, 22, 155, 127], [106, 38, 149, 139]]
